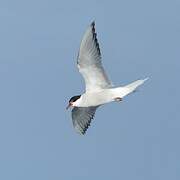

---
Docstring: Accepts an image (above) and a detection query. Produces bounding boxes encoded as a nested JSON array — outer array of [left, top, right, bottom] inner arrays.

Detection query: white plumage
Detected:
[[67, 21, 148, 135]]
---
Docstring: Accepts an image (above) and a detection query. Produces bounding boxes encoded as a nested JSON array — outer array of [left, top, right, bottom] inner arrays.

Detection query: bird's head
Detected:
[[66, 95, 81, 110]]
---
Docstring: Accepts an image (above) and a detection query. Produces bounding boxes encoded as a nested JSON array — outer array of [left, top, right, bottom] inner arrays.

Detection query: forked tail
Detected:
[[113, 78, 148, 98], [125, 78, 148, 93]]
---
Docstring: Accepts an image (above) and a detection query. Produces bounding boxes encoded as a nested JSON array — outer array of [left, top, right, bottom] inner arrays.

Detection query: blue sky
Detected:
[[0, 0, 179, 179]]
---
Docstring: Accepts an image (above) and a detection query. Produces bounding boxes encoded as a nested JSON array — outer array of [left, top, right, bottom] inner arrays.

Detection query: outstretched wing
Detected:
[[71, 106, 98, 135], [77, 21, 112, 92]]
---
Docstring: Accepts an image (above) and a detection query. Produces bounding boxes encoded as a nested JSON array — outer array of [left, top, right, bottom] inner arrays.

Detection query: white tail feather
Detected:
[[112, 78, 148, 98], [125, 78, 148, 92]]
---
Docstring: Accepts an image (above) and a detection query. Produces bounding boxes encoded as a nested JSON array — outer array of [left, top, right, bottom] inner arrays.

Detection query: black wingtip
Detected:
[[91, 21, 95, 27], [89, 21, 101, 57]]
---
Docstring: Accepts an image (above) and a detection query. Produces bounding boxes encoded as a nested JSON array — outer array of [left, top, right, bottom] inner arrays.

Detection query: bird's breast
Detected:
[[78, 90, 114, 107]]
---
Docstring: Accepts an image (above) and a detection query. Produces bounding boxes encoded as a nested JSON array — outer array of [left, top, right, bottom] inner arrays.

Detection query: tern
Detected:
[[67, 21, 148, 135]]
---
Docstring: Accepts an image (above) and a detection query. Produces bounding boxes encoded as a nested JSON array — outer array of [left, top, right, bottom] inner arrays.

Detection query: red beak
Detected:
[[66, 102, 72, 110]]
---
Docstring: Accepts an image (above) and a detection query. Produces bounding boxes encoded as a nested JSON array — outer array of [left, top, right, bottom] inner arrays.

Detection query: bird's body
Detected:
[[73, 79, 147, 107], [67, 21, 148, 135], [74, 89, 114, 107]]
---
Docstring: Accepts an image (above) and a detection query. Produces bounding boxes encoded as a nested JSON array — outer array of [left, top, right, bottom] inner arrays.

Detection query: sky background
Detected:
[[0, 0, 179, 179]]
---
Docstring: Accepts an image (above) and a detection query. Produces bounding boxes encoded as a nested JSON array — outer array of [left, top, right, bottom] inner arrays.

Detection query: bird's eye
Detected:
[[69, 95, 81, 103]]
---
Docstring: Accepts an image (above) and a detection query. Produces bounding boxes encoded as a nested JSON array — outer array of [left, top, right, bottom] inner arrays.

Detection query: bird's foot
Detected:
[[114, 97, 122, 102]]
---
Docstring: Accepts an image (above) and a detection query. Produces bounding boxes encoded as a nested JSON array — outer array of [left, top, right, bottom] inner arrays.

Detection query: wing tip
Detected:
[[74, 119, 92, 135], [90, 20, 95, 27], [74, 126, 86, 135], [74, 109, 95, 135], [74, 125, 88, 135], [89, 21, 101, 56]]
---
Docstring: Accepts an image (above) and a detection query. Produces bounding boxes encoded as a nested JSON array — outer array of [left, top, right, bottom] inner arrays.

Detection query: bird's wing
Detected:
[[71, 106, 98, 135], [77, 21, 112, 92]]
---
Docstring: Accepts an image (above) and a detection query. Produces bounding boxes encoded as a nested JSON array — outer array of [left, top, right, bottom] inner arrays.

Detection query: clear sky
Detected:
[[0, 0, 179, 179]]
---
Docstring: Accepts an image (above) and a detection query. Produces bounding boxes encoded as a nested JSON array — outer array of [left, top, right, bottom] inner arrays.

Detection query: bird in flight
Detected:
[[67, 21, 148, 135]]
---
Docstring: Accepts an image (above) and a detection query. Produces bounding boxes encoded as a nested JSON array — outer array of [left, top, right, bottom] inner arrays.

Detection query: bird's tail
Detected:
[[125, 78, 148, 93], [112, 78, 148, 98]]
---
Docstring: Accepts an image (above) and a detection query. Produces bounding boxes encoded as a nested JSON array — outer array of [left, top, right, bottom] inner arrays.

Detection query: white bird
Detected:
[[67, 21, 148, 135]]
